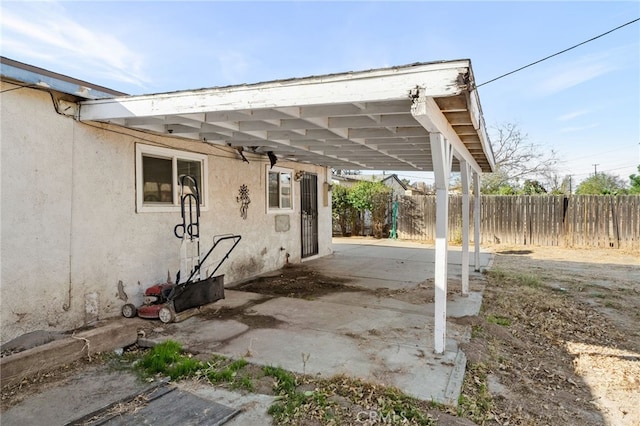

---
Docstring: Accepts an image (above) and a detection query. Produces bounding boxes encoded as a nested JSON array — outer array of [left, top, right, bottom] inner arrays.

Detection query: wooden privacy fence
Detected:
[[396, 195, 640, 249]]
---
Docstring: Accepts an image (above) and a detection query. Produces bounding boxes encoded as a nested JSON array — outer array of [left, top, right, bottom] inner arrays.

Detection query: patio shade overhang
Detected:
[[78, 60, 495, 174]]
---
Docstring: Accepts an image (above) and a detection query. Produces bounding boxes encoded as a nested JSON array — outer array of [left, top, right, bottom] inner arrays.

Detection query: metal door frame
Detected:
[[300, 173, 318, 258]]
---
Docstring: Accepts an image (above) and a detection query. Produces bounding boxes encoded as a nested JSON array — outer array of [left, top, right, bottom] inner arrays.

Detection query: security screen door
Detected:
[[300, 173, 318, 258]]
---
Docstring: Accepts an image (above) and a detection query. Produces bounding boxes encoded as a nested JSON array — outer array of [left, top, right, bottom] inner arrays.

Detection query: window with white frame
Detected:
[[136, 144, 208, 212], [267, 167, 293, 211]]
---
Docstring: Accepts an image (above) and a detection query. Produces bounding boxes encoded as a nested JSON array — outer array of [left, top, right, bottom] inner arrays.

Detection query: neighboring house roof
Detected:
[[77, 60, 495, 174], [0, 56, 126, 100], [333, 174, 408, 191], [381, 174, 408, 191]]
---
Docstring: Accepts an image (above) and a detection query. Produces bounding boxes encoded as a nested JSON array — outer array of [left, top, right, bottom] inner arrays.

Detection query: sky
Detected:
[[1, 1, 639, 187]]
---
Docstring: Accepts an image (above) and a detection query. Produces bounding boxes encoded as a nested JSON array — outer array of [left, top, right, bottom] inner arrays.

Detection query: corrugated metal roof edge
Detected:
[[0, 56, 127, 99]]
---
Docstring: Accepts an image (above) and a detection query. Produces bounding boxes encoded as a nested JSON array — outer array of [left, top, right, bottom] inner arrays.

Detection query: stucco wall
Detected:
[[1, 82, 333, 344]]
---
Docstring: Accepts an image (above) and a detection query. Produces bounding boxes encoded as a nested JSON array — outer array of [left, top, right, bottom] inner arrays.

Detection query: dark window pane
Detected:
[[142, 156, 172, 203]]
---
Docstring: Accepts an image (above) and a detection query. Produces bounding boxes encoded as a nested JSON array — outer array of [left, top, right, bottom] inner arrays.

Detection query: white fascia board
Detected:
[[411, 95, 482, 174], [461, 63, 494, 172], [467, 88, 495, 172], [79, 62, 469, 121]]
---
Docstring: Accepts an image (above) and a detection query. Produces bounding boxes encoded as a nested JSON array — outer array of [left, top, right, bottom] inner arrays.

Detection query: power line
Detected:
[[477, 17, 640, 88], [570, 163, 638, 178], [568, 144, 640, 162]]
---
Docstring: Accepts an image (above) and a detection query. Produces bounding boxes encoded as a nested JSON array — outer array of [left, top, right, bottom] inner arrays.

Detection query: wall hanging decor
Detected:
[[236, 184, 250, 219]]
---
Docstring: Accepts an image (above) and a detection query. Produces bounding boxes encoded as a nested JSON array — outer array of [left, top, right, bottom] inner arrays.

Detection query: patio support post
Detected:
[[460, 160, 471, 296], [430, 132, 453, 354], [473, 172, 481, 271]]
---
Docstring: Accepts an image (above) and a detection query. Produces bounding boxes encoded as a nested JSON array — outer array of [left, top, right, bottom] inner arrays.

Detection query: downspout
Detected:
[[63, 108, 78, 311]]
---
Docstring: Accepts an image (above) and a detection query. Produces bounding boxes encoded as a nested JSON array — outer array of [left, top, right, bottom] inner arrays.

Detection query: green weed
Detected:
[[487, 314, 511, 326], [206, 356, 252, 390], [262, 365, 297, 394], [166, 356, 201, 380], [234, 375, 255, 392], [137, 340, 202, 379]]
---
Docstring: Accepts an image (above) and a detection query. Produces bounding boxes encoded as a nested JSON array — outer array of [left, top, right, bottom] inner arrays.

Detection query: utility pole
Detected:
[[592, 164, 599, 176]]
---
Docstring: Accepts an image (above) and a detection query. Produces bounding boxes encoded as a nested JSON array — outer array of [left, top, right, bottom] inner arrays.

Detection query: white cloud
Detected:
[[529, 44, 636, 98], [536, 60, 615, 96], [0, 2, 149, 88], [557, 109, 589, 122], [559, 123, 600, 133]]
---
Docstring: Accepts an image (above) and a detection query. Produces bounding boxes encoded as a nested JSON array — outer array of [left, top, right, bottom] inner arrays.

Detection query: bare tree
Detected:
[[483, 122, 561, 193], [546, 173, 573, 195]]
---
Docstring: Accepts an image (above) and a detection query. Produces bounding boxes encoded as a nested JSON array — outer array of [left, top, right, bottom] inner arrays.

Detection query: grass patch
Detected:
[[137, 340, 201, 380], [487, 314, 511, 326], [206, 357, 253, 391], [263, 366, 321, 423], [134, 341, 252, 390], [486, 268, 541, 288], [263, 365, 298, 394]]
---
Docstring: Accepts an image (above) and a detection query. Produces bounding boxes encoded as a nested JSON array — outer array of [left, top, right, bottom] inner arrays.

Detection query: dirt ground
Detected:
[[229, 263, 482, 305], [229, 265, 356, 299], [458, 245, 640, 426], [2, 246, 638, 425]]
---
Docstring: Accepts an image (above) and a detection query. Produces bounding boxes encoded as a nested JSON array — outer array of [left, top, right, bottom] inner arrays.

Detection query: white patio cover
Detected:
[[79, 59, 495, 353]]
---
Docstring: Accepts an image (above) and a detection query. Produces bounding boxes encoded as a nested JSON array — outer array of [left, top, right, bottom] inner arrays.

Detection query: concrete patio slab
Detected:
[[144, 238, 493, 405], [309, 238, 493, 290]]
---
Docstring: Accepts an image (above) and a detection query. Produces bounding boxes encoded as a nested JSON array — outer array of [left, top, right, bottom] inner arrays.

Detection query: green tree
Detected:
[[331, 185, 352, 236], [575, 173, 628, 195], [629, 165, 640, 195], [370, 186, 393, 238], [496, 183, 518, 195], [348, 181, 392, 238], [521, 179, 547, 195]]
